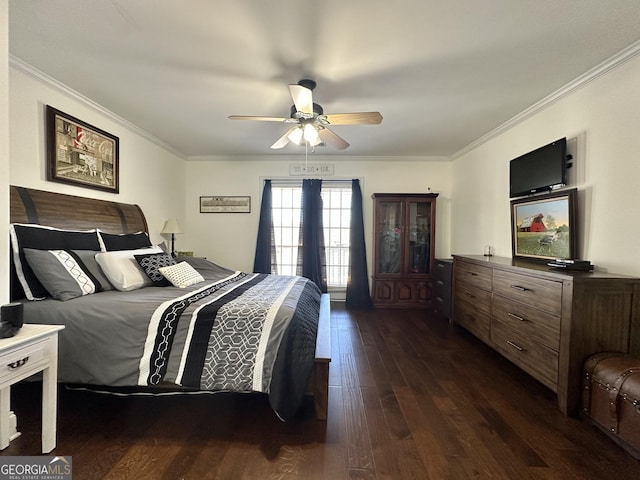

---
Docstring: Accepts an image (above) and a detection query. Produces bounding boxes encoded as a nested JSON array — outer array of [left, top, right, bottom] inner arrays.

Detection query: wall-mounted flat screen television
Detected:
[[509, 137, 567, 198]]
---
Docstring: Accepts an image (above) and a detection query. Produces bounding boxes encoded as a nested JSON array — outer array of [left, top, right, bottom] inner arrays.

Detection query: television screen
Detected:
[[509, 138, 567, 198]]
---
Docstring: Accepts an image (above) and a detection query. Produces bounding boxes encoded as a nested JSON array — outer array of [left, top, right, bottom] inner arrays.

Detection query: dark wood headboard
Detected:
[[9, 185, 148, 300], [10, 185, 148, 233]]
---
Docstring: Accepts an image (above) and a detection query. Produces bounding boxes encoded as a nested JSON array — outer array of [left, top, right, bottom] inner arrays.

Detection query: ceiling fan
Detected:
[[228, 79, 383, 150]]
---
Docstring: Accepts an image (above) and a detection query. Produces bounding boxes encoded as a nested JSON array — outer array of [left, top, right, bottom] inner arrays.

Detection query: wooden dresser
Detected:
[[452, 254, 640, 415]]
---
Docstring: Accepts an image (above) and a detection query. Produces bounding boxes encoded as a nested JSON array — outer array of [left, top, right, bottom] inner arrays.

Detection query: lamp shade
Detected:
[[287, 127, 303, 145], [161, 218, 183, 234]]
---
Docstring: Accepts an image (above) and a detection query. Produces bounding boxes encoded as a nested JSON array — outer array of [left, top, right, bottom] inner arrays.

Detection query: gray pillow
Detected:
[[69, 250, 114, 291], [23, 249, 108, 301]]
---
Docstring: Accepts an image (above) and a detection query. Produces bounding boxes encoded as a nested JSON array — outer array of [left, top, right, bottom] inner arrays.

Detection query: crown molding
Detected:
[[452, 39, 640, 160], [9, 55, 185, 159]]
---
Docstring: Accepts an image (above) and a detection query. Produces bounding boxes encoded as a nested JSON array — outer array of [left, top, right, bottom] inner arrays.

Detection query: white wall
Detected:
[[8, 65, 186, 246], [184, 156, 452, 274], [451, 52, 640, 276], [0, 0, 9, 303]]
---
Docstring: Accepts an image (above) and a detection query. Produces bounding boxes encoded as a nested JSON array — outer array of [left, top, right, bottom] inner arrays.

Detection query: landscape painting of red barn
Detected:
[[510, 189, 577, 261], [518, 213, 546, 233]]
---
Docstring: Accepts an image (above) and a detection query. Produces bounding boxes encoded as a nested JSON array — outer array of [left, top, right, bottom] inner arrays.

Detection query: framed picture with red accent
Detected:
[[46, 105, 119, 193], [510, 188, 577, 261]]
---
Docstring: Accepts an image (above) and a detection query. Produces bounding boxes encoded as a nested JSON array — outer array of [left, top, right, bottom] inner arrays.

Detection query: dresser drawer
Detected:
[[455, 261, 492, 291], [491, 320, 558, 391], [434, 259, 452, 282], [455, 297, 491, 343], [0, 338, 50, 382], [492, 294, 560, 349], [492, 270, 562, 315], [455, 283, 491, 316]]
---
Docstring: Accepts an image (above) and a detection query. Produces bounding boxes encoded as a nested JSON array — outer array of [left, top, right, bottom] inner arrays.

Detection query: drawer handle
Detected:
[[436, 280, 444, 286], [469, 272, 478, 277], [506, 341, 525, 352], [507, 312, 526, 322], [8, 356, 29, 369], [465, 292, 476, 299], [510, 285, 530, 292], [437, 264, 445, 269]]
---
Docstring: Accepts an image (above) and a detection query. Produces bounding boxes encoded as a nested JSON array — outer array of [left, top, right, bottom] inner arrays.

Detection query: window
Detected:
[[271, 182, 352, 287]]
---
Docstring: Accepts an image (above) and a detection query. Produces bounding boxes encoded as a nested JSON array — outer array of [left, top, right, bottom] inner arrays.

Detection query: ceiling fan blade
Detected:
[[289, 84, 313, 114], [228, 115, 290, 122], [318, 127, 350, 150], [322, 112, 383, 125], [270, 127, 298, 149]]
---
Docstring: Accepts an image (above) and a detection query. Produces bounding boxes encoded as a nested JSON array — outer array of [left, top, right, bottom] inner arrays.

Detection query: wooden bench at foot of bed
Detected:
[[308, 293, 331, 420]]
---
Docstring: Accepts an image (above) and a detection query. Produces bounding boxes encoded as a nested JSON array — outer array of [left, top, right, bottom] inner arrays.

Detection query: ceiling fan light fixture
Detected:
[[303, 123, 319, 143], [287, 126, 303, 145], [229, 79, 383, 151], [309, 135, 322, 147]]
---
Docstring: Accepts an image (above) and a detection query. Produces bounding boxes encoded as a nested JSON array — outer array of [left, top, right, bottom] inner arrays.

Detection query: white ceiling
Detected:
[[8, 1, 640, 158]]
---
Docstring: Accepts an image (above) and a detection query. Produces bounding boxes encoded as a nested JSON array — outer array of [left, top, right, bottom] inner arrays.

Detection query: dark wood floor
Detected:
[[3, 304, 639, 479]]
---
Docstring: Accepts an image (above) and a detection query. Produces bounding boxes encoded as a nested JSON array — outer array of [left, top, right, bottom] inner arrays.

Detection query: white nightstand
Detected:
[[0, 324, 65, 453]]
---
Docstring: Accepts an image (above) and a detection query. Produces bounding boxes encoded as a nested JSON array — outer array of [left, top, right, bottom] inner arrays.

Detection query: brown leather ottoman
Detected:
[[582, 353, 640, 459]]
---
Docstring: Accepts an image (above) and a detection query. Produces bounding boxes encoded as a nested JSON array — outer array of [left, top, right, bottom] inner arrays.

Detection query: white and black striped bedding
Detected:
[[21, 259, 322, 421]]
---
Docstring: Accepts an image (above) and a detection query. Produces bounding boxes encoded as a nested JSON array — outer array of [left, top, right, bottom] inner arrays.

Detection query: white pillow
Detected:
[[95, 247, 164, 291], [159, 262, 205, 288]]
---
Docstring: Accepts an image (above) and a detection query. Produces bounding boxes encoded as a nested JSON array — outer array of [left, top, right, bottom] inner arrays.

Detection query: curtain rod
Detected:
[[259, 177, 363, 184]]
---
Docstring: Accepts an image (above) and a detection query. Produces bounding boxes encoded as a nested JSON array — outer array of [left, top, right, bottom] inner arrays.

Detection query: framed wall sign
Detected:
[[510, 188, 577, 261], [46, 105, 119, 193], [200, 196, 251, 213]]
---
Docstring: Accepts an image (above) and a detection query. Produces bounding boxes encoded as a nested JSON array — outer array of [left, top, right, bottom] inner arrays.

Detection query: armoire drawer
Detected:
[[492, 269, 562, 315]]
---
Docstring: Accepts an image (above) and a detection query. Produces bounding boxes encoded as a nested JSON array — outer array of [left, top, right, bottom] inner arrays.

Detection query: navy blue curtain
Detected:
[[296, 179, 328, 292], [253, 179, 277, 274], [346, 179, 372, 308]]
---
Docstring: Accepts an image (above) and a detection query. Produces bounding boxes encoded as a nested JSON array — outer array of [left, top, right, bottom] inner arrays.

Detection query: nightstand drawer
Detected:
[[0, 339, 49, 382]]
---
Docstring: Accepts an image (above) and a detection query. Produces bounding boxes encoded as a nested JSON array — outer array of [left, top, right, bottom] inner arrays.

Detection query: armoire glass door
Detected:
[[406, 200, 432, 274], [376, 200, 403, 274]]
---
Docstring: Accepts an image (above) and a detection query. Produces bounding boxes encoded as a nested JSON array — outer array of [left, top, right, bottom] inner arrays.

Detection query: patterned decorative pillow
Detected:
[[158, 262, 205, 288], [10, 223, 102, 300], [23, 249, 104, 301], [134, 252, 176, 286], [70, 250, 114, 291]]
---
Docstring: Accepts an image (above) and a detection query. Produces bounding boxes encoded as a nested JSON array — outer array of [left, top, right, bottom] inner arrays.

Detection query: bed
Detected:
[[9, 185, 331, 421]]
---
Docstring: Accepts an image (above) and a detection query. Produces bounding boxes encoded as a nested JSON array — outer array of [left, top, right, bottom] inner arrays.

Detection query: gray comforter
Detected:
[[21, 258, 322, 421]]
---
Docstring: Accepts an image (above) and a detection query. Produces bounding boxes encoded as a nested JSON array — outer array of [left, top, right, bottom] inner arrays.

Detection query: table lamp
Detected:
[[161, 218, 183, 257]]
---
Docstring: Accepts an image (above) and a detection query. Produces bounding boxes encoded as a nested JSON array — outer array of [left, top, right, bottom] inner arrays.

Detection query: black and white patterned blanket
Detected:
[[22, 258, 322, 421], [138, 272, 321, 420]]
